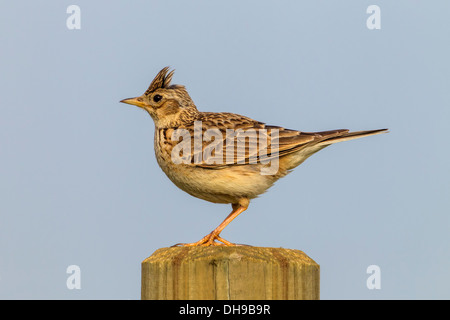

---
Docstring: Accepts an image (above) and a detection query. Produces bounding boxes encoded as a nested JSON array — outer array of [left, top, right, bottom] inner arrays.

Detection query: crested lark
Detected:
[[121, 67, 387, 246]]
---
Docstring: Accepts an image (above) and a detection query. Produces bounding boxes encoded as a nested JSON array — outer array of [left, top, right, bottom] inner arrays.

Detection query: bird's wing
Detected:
[[163, 112, 355, 169]]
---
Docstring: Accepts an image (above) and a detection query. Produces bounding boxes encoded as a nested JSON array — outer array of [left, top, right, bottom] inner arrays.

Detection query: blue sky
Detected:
[[0, 1, 449, 299]]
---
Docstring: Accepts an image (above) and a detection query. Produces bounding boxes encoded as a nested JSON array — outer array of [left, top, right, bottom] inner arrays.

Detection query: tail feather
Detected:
[[316, 128, 388, 146]]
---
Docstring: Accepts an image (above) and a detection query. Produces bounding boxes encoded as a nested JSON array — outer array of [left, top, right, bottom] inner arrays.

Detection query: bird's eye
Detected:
[[153, 94, 162, 102]]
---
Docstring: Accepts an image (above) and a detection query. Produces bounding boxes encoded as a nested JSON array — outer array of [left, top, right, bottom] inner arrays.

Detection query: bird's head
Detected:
[[121, 67, 198, 128]]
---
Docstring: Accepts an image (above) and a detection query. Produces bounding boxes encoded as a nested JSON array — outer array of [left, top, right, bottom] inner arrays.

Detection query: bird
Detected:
[[120, 67, 388, 246]]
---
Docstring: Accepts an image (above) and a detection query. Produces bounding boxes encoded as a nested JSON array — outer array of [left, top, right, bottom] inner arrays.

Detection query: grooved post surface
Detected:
[[141, 246, 320, 300]]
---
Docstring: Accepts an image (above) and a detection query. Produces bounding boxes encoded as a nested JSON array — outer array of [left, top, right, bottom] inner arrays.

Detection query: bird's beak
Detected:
[[120, 97, 147, 108]]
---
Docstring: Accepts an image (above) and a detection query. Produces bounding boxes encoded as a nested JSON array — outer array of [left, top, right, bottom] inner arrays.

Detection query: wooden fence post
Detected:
[[141, 246, 319, 300]]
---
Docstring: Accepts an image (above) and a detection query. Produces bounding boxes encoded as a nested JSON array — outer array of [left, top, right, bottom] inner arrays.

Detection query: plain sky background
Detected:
[[0, 1, 449, 299]]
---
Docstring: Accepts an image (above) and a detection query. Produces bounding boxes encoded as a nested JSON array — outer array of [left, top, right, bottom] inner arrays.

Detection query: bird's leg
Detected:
[[174, 203, 248, 247]]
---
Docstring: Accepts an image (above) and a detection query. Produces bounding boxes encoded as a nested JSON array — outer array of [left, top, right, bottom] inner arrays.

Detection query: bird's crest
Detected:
[[145, 66, 175, 95]]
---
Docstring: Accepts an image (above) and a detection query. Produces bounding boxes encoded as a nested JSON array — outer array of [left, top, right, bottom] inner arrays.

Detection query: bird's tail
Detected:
[[316, 128, 388, 147]]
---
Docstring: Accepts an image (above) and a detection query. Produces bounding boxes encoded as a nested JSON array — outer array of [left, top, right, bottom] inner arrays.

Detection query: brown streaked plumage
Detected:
[[120, 67, 388, 246]]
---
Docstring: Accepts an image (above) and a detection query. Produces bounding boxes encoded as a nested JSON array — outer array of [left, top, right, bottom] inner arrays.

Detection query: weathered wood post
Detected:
[[141, 246, 319, 300]]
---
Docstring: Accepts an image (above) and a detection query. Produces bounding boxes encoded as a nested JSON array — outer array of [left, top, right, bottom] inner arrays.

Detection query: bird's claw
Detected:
[[173, 232, 235, 247]]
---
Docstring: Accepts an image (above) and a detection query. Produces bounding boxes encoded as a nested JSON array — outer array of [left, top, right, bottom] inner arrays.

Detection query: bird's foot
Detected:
[[173, 232, 236, 247]]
